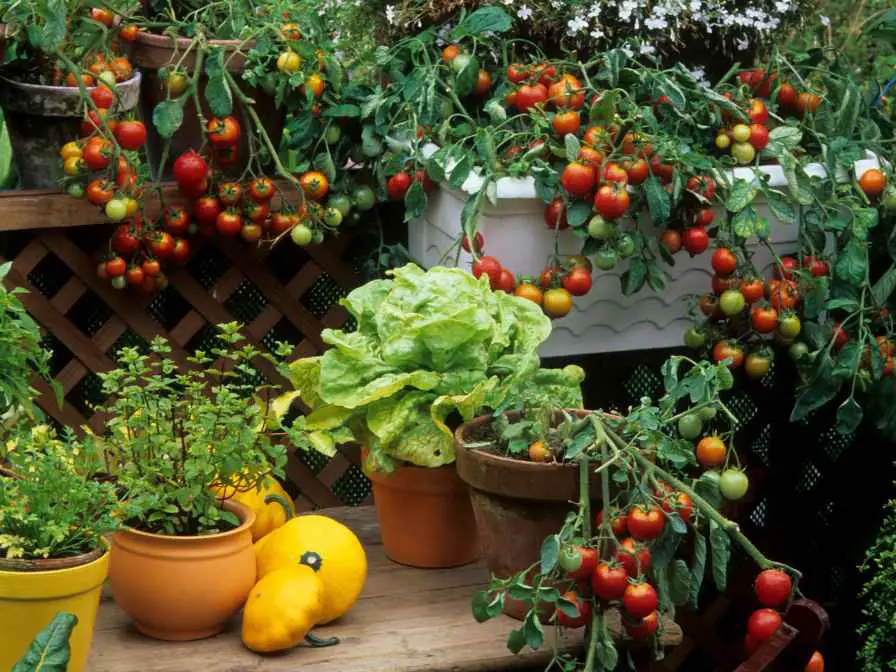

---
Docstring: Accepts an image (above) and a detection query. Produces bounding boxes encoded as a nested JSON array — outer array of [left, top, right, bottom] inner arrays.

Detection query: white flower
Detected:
[[645, 17, 668, 30], [385, 4, 395, 24], [820, 15, 830, 27], [567, 15, 589, 34], [502, 0, 514, 5], [517, 4, 532, 19], [736, 37, 751, 51], [639, 43, 656, 55]]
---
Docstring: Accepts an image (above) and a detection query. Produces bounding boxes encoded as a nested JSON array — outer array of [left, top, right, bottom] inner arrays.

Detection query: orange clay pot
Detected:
[[365, 454, 479, 569], [108, 500, 256, 641]]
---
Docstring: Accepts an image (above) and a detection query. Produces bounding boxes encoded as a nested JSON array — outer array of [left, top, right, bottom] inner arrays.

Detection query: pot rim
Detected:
[[120, 499, 256, 542], [133, 30, 254, 49], [0, 545, 106, 573], [0, 71, 141, 94]]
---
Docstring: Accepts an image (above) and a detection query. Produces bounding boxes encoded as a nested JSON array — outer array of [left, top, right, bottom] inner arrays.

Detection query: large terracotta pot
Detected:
[[454, 410, 609, 619], [108, 500, 256, 641], [0, 73, 141, 188], [127, 31, 284, 179], [0, 548, 108, 672], [365, 451, 479, 569]]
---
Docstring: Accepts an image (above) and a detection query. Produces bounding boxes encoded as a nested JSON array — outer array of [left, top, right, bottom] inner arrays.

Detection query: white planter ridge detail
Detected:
[[410, 144, 881, 357]]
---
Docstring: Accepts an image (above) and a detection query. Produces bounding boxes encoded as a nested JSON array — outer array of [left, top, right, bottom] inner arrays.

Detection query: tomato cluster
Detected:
[[714, 97, 769, 165]]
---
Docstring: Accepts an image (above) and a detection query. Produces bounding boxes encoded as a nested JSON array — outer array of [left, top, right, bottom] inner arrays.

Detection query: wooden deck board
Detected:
[[88, 507, 682, 671]]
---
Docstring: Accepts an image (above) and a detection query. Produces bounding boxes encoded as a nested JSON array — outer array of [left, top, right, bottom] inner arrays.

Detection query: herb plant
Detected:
[[857, 490, 896, 671], [91, 322, 290, 536], [0, 425, 120, 561]]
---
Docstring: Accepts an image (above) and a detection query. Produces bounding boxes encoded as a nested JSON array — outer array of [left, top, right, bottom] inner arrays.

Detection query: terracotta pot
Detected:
[[0, 72, 141, 188], [0, 547, 109, 672], [127, 31, 284, 179], [365, 453, 479, 569], [108, 500, 256, 641], [454, 410, 612, 620]]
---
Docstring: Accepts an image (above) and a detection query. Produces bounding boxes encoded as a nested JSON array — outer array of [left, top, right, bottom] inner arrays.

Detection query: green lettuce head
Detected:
[[280, 264, 584, 470]]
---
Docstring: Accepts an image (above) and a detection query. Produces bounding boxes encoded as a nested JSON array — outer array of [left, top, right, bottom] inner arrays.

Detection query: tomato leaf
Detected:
[[645, 176, 670, 224], [404, 181, 427, 221], [448, 155, 472, 189], [732, 206, 758, 239], [836, 396, 863, 434], [555, 595, 581, 617], [656, 75, 686, 110], [12, 612, 77, 672], [835, 238, 868, 286], [567, 202, 592, 228], [836, 80, 863, 137], [506, 627, 526, 654], [781, 152, 814, 205], [766, 125, 803, 155], [323, 104, 361, 118], [689, 533, 708, 609], [598, 49, 626, 88], [725, 179, 758, 213], [42, 0, 68, 51], [564, 134, 581, 164], [791, 356, 844, 421], [709, 520, 731, 591], [152, 100, 184, 140], [596, 641, 619, 671], [620, 256, 647, 295], [589, 91, 618, 124], [763, 188, 796, 225], [455, 55, 480, 97], [540, 534, 560, 573], [472, 590, 493, 623], [646, 259, 666, 292], [507, 582, 535, 601], [657, 437, 695, 469], [450, 6, 512, 37], [650, 526, 683, 569], [695, 472, 722, 510], [872, 264, 896, 307], [523, 611, 544, 650], [670, 559, 691, 605], [204, 50, 233, 117]]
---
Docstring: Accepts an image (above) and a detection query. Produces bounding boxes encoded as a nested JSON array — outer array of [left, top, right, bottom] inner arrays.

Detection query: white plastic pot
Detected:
[[410, 144, 880, 356]]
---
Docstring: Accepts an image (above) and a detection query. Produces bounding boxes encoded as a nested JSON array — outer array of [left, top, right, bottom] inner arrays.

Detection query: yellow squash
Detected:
[[254, 514, 367, 624], [211, 476, 295, 542], [242, 564, 331, 653]]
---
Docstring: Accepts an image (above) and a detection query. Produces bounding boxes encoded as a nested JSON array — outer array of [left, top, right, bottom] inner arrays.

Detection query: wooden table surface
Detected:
[[87, 507, 681, 672]]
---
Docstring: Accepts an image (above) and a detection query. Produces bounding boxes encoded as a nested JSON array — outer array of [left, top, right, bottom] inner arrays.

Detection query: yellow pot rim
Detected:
[[0, 548, 109, 600]]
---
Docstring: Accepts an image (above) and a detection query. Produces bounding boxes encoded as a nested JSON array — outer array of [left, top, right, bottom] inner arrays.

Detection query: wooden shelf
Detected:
[[88, 506, 682, 672], [0, 182, 302, 232]]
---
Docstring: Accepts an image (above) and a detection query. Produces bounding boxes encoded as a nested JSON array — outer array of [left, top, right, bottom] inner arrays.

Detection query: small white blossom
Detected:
[[639, 43, 656, 55], [385, 4, 395, 24], [517, 4, 532, 20], [820, 15, 830, 26]]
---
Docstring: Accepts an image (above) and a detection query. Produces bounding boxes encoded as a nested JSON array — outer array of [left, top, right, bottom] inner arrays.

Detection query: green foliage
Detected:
[[857, 492, 896, 671], [91, 322, 290, 536], [0, 263, 56, 435], [278, 264, 582, 470], [12, 612, 77, 672], [0, 426, 119, 560]]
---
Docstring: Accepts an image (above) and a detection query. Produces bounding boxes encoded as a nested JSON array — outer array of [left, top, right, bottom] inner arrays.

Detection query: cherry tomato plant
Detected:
[[470, 357, 807, 669]]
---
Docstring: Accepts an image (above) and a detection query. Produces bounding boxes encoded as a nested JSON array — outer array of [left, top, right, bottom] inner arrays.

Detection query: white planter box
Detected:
[[410, 147, 881, 356]]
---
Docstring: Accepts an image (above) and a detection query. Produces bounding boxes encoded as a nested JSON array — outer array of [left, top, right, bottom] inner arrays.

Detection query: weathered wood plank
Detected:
[[88, 507, 682, 672]]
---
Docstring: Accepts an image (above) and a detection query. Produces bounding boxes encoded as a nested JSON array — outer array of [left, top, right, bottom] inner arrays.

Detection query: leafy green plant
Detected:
[[90, 322, 290, 536], [467, 358, 803, 669], [0, 425, 120, 560], [12, 612, 78, 672], [857, 490, 896, 671], [0, 262, 56, 436], [279, 263, 584, 471]]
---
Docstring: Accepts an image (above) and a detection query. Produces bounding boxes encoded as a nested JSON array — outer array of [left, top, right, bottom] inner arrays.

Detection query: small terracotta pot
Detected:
[[108, 500, 256, 641], [454, 410, 613, 620], [365, 452, 479, 569]]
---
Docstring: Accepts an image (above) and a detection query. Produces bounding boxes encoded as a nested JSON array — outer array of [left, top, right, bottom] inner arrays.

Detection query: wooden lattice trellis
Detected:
[[0, 187, 372, 512]]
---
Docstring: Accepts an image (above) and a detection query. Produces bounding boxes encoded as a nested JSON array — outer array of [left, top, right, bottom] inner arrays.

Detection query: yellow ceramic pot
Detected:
[[0, 548, 109, 672]]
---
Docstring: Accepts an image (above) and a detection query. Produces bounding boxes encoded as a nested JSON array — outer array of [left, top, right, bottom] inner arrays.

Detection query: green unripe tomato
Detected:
[[98, 70, 117, 88], [677, 413, 703, 441], [67, 183, 85, 199], [883, 186, 896, 212], [698, 406, 717, 422], [325, 125, 342, 144], [450, 53, 473, 74], [352, 185, 376, 211], [719, 289, 746, 316], [684, 327, 706, 349], [719, 469, 749, 501], [105, 198, 128, 222], [110, 275, 127, 290], [328, 194, 352, 217], [593, 247, 618, 271], [615, 232, 636, 258], [587, 215, 614, 240], [311, 229, 325, 244], [788, 341, 809, 362], [323, 206, 343, 227], [290, 223, 313, 246]]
